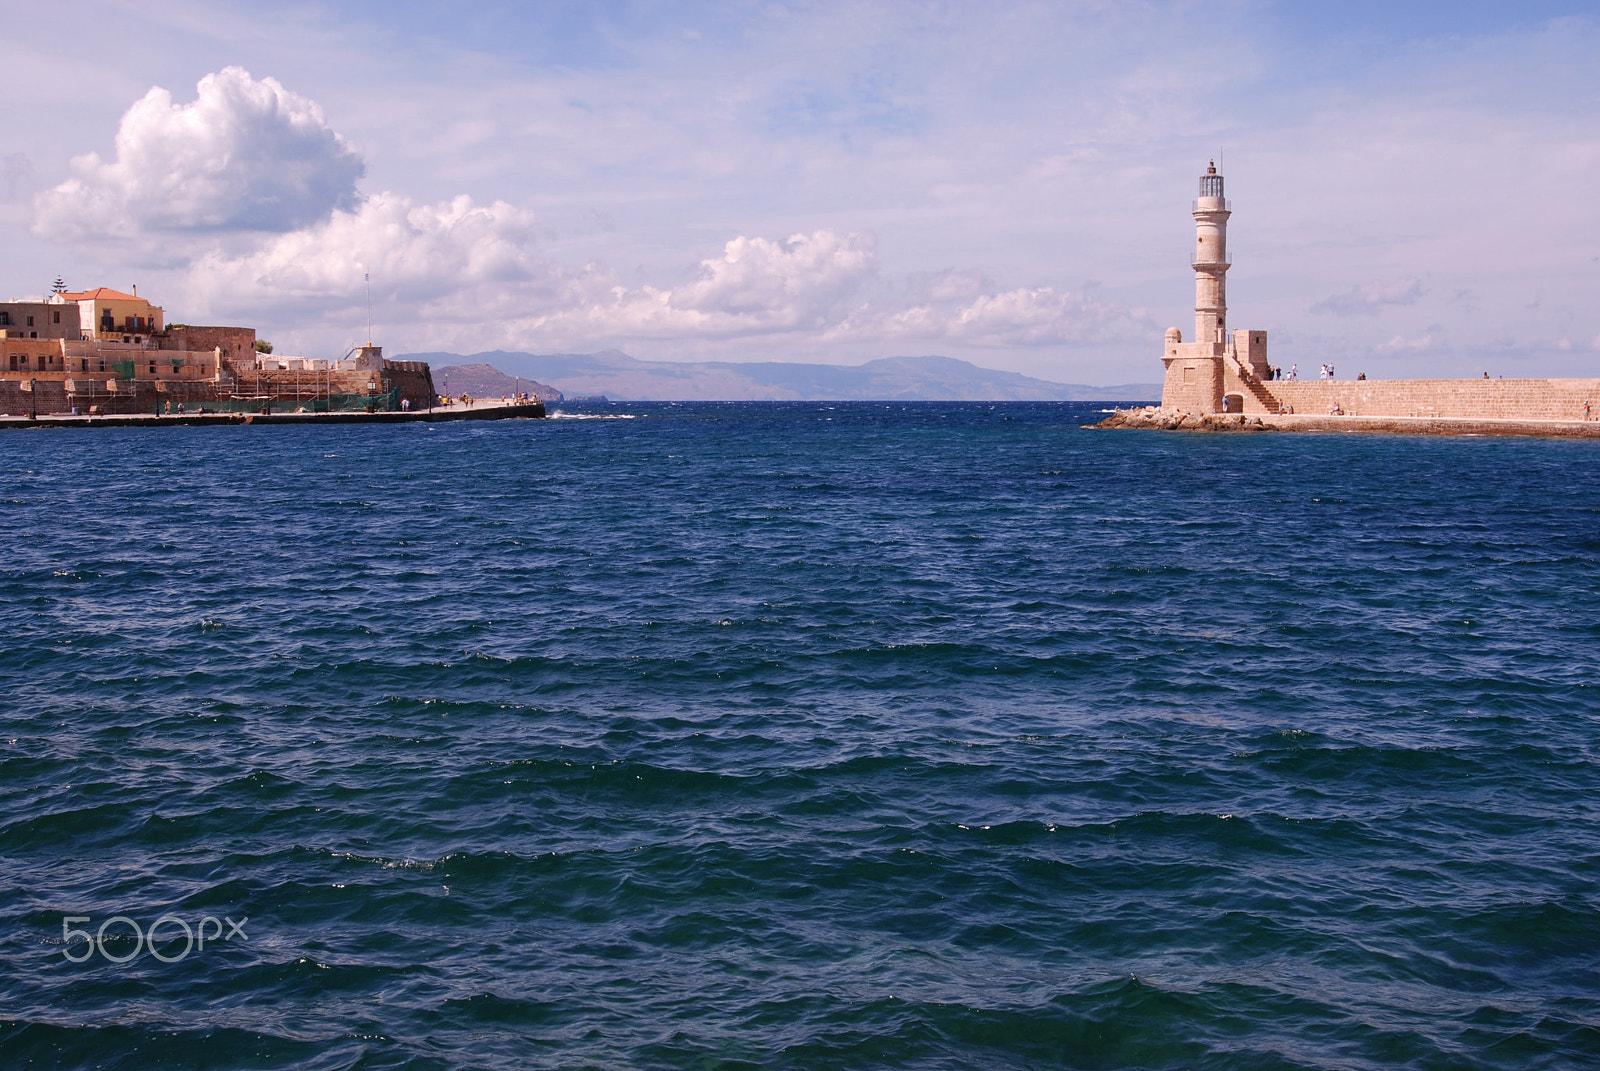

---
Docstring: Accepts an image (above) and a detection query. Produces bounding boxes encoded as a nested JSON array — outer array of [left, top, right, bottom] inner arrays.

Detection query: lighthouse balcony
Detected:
[[1191, 252, 1232, 268], [1192, 198, 1232, 213]]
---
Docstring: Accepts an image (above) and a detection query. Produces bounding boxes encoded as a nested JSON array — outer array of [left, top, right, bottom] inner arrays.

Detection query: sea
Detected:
[[2, 400, 1598, 1070]]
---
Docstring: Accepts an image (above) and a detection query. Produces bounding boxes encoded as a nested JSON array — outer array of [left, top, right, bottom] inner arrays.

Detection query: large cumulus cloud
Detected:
[[34, 67, 362, 240]]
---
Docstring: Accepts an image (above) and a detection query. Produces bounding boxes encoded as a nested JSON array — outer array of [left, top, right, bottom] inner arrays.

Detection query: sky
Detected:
[[2, 0, 1597, 384]]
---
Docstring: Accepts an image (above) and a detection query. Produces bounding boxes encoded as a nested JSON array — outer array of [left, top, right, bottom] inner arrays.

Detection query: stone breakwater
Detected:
[[1096, 406, 1600, 439], [1095, 408, 1275, 432]]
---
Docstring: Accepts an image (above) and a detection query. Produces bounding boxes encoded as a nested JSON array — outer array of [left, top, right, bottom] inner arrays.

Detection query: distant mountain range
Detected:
[[402, 349, 1160, 403]]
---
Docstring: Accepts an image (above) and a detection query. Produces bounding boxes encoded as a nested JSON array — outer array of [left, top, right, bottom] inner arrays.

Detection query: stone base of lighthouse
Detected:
[[1160, 329, 1270, 414]]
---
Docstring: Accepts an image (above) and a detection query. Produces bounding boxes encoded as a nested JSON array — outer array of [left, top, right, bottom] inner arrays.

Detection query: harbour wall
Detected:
[[1239, 377, 1599, 421], [1198, 364, 1600, 421]]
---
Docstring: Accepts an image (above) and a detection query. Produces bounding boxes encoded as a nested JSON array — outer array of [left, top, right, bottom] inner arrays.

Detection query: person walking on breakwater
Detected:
[[1288, 363, 1297, 380]]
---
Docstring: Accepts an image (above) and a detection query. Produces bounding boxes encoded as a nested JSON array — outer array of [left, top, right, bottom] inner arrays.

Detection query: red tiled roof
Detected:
[[59, 287, 144, 302]]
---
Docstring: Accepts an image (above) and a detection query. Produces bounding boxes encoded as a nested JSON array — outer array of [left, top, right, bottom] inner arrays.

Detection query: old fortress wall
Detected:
[[1158, 164, 1595, 425]]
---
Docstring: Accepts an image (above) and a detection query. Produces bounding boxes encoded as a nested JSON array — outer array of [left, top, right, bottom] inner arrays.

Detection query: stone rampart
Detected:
[[1230, 377, 1600, 421], [160, 325, 256, 359], [383, 362, 438, 411]]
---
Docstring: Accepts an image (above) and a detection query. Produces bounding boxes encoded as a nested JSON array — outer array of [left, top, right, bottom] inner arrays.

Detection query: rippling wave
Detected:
[[2, 402, 1598, 1069]]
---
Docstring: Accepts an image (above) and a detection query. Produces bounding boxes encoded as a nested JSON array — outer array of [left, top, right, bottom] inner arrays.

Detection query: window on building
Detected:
[[0, 312, 9, 325], [53, 311, 61, 324], [148, 363, 156, 374], [26, 316, 34, 327]]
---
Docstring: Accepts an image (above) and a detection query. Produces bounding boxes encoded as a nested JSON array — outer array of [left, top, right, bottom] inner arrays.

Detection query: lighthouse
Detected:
[[1160, 162, 1269, 413], [1193, 161, 1229, 345]]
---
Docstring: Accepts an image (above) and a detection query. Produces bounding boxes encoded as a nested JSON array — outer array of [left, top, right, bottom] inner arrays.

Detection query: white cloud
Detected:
[[922, 270, 987, 303], [544, 230, 878, 339], [833, 286, 1146, 348], [186, 192, 544, 315], [33, 67, 362, 241], [1310, 277, 1425, 316], [948, 287, 1143, 346], [1376, 330, 1439, 354]]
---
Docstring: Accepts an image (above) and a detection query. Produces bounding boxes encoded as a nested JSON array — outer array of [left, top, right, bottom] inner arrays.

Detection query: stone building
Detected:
[[0, 298, 81, 340], [60, 286, 165, 341]]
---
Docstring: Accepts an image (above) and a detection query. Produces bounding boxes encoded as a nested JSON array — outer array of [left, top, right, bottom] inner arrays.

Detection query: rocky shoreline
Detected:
[[1092, 407, 1274, 432], [1093, 406, 1600, 439]]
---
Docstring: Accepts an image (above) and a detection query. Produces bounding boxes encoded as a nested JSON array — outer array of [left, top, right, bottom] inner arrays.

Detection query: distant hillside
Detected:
[[430, 362, 563, 402], [400, 350, 1159, 402]]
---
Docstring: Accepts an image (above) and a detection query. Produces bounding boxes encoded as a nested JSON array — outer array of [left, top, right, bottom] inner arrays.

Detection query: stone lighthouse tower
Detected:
[[1159, 162, 1269, 413], [1193, 162, 1229, 346]]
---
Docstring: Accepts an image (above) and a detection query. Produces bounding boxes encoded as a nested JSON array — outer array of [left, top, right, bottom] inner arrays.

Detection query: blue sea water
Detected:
[[2, 401, 1598, 1070]]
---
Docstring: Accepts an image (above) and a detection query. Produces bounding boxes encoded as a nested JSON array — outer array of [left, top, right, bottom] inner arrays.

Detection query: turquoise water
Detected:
[[2, 402, 1598, 1069]]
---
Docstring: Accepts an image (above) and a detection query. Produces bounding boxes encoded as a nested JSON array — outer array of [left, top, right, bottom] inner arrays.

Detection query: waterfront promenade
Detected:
[[0, 397, 546, 431]]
